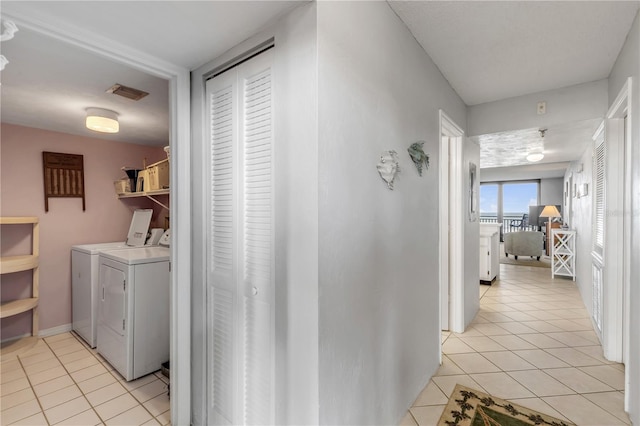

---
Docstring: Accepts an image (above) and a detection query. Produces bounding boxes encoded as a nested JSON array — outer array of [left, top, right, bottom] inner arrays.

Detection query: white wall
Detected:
[[272, 5, 320, 423], [608, 9, 640, 424], [540, 177, 564, 206], [189, 3, 319, 424], [564, 152, 594, 317], [468, 80, 608, 136], [316, 2, 466, 424]]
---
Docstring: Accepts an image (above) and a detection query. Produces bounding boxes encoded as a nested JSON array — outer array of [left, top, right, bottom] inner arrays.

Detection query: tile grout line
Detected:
[[15, 332, 168, 426], [68, 331, 168, 425], [12, 350, 50, 425], [420, 266, 630, 425], [40, 333, 101, 425]]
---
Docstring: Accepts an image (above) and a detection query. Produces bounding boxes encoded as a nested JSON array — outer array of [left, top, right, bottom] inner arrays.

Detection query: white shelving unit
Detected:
[[1, 217, 40, 355], [117, 189, 169, 209], [551, 229, 576, 280]]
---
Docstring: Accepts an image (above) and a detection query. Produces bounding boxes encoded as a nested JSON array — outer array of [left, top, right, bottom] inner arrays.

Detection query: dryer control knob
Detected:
[[252, 286, 258, 296]]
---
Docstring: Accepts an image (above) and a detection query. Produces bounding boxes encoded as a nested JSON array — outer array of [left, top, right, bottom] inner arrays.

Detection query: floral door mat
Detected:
[[438, 384, 576, 426]]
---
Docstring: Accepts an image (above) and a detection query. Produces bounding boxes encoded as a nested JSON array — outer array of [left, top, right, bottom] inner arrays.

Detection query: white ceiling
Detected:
[[472, 119, 602, 169], [388, 1, 640, 106], [1, 0, 638, 167], [1, 27, 170, 146], [0, 1, 303, 146]]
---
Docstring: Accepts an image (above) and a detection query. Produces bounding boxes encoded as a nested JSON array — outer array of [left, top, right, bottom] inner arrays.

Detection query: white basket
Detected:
[[114, 178, 130, 194]]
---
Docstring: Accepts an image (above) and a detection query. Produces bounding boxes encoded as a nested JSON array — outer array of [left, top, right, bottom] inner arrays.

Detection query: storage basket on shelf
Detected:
[[145, 159, 169, 191]]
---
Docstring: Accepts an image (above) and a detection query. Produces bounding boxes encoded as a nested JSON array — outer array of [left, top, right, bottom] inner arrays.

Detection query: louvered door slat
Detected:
[[594, 141, 605, 252], [242, 64, 273, 425], [208, 78, 237, 425], [211, 84, 235, 275], [211, 288, 234, 421]]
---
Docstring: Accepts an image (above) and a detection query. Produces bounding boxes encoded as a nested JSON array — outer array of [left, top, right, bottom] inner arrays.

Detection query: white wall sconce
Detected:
[[86, 107, 119, 133]]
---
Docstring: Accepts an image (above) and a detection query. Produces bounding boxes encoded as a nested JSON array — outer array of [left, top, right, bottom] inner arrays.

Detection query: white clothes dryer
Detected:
[[71, 209, 154, 347], [97, 246, 170, 381]]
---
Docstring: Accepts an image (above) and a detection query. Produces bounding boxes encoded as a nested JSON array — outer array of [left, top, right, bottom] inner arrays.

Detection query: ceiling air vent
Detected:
[[106, 83, 149, 101]]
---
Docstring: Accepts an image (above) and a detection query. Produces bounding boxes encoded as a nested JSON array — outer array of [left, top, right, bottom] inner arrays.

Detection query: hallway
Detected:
[[403, 263, 629, 425]]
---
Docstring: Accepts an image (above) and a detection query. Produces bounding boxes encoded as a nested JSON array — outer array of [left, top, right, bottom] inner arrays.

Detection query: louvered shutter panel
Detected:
[[207, 76, 238, 425], [593, 134, 605, 256], [240, 56, 274, 425], [592, 263, 603, 334], [206, 49, 274, 426]]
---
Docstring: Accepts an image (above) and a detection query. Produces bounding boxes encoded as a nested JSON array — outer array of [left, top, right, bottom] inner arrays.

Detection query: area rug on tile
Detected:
[[437, 384, 575, 426], [499, 243, 550, 268]]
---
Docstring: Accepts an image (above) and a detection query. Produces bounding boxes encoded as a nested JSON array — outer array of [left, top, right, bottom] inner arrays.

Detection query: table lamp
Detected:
[[539, 205, 562, 223]]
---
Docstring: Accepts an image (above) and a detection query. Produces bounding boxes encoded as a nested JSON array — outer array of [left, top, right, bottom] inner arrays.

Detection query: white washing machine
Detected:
[[97, 245, 170, 381], [71, 209, 157, 347]]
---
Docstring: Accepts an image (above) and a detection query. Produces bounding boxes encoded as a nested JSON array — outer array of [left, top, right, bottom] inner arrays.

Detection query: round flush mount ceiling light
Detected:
[[526, 128, 546, 162], [526, 152, 544, 162], [85, 107, 119, 133]]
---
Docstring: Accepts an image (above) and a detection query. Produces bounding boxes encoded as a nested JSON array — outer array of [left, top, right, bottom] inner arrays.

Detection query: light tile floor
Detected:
[[1, 332, 170, 425], [402, 263, 630, 426]]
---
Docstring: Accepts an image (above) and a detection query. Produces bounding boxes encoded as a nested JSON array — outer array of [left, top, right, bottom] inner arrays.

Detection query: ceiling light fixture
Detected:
[[85, 107, 119, 133], [526, 152, 544, 162], [526, 128, 546, 162]]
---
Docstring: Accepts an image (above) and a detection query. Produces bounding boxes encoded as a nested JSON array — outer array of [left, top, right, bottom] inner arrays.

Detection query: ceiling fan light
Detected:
[[526, 152, 544, 162], [86, 107, 119, 133]]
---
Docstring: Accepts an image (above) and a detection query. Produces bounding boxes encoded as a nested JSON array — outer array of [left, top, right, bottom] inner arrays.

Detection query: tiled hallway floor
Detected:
[[402, 263, 630, 425], [1, 332, 170, 425]]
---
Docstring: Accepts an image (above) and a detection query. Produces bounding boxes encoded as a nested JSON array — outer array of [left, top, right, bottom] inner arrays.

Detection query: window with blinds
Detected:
[[593, 132, 605, 256]]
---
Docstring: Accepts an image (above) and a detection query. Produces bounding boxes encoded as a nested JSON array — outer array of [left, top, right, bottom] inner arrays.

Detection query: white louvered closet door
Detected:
[[592, 124, 605, 337], [206, 49, 274, 426]]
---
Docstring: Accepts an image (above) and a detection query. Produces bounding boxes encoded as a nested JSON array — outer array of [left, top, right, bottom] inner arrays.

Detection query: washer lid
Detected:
[[126, 209, 153, 247], [100, 247, 170, 264], [71, 241, 127, 255]]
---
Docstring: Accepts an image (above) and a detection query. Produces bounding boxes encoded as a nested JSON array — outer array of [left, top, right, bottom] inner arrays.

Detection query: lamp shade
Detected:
[[86, 108, 119, 133], [539, 205, 561, 218]]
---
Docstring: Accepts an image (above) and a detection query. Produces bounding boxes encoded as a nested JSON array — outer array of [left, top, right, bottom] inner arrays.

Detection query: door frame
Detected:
[[603, 78, 632, 409], [603, 78, 631, 362], [439, 110, 465, 339], [2, 11, 192, 425]]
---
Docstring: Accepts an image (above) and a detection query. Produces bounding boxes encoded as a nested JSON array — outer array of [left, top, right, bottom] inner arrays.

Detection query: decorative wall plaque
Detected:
[[407, 141, 429, 176], [42, 151, 86, 212], [377, 150, 400, 190]]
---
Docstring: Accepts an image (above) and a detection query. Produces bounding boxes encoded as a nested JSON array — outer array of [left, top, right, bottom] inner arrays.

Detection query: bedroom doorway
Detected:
[[439, 110, 464, 335]]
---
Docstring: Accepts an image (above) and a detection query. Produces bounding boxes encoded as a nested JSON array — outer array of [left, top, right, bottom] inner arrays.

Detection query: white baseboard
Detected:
[[39, 323, 72, 337], [0, 323, 73, 344]]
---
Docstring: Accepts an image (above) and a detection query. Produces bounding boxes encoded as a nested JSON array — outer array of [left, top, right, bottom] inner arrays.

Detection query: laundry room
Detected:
[[0, 22, 170, 372]]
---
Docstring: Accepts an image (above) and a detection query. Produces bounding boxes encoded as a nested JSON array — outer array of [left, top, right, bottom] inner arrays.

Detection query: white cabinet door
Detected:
[[206, 49, 274, 426]]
